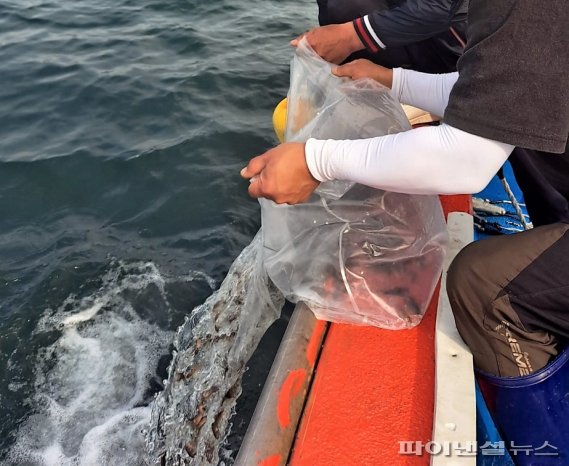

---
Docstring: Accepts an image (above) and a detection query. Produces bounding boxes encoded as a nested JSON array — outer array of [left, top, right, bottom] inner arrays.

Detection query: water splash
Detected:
[[146, 233, 284, 465], [6, 238, 284, 466], [6, 261, 213, 466]]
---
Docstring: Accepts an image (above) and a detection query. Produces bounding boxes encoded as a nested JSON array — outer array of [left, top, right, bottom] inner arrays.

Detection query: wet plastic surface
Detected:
[[261, 40, 448, 329]]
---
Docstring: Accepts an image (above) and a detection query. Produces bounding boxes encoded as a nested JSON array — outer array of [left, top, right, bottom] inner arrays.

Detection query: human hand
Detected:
[[333, 59, 393, 88], [290, 23, 364, 65], [240, 143, 320, 205]]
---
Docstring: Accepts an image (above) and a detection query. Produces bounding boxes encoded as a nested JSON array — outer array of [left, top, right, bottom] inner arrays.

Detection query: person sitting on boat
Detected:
[[292, 0, 468, 73], [242, 0, 569, 378]]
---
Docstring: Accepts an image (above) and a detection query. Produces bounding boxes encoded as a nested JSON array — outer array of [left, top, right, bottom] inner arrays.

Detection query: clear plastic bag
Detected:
[[260, 40, 448, 329], [285, 40, 412, 199]]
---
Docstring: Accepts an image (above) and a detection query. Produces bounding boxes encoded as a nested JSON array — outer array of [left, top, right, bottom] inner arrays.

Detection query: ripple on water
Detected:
[[0, 0, 316, 462]]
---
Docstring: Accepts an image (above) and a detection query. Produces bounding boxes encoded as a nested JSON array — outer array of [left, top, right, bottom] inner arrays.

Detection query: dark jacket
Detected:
[[318, 0, 468, 73]]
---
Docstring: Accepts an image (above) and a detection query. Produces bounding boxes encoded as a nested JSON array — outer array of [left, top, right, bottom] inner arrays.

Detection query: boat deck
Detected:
[[236, 195, 475, 466], [288, 196, 472, 466]]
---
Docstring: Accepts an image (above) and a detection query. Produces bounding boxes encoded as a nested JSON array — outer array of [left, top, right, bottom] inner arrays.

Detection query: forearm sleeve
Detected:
[[305, 124, 515, 195], [391, 68, 458, 117]]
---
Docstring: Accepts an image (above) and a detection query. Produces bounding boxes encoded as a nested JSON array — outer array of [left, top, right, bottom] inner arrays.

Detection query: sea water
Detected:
[[0, 0, 315, 463]]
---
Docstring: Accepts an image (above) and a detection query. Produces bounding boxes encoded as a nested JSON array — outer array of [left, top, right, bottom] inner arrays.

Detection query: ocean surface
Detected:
[[0, 0, 315, 463]]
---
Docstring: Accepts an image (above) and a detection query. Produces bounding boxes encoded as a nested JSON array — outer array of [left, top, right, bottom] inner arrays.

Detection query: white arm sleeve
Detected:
[[391, 68, 458, 117], [305, 124, 515, 195]]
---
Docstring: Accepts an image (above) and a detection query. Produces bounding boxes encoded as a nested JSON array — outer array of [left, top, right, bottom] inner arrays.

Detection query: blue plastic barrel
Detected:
[[476, 381, 515, 466], [477, 348, 569, 465]]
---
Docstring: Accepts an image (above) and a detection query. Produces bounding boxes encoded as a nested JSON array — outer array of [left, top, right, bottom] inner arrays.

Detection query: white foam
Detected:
[[7, 260, 213, 466], [61, 300, 106, 327]]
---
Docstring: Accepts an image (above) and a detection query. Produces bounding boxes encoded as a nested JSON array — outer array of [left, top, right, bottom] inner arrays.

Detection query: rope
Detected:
[[497, 169, 532, 230]]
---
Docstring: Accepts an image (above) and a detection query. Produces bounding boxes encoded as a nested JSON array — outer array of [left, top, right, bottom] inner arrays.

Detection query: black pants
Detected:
[[317, 0, 464, 73], [447, 223, 569, 377], [448, 143, 569, 378]]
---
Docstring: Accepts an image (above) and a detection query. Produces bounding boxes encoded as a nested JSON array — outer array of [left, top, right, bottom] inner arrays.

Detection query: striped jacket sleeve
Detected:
[[353, 0, 467, 52]]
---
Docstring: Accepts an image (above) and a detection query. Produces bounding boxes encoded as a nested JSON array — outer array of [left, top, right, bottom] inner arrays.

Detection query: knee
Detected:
[[446, 242, 489, 324], [447, 243, 481, 300]]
